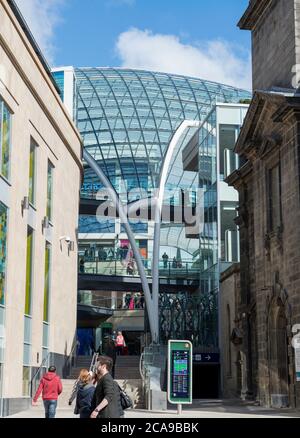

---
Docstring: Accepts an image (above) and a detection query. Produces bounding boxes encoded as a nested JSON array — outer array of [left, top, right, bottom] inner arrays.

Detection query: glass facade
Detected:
[[54, 68, 251, 347], [46, 161, 54, 221], [43, 243, 51, 323], [72, 69, 250, 253], [29, 139, 36, 206], [0, 98, 11, 180], [24, 227, 33, 316], [52, 71, 64, 101], [0, 202, 8, 306], [74, 68, 249, 200]]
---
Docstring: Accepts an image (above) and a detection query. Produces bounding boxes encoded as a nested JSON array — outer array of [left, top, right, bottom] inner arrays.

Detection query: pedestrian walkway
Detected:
[[7, 399, 300, 418]]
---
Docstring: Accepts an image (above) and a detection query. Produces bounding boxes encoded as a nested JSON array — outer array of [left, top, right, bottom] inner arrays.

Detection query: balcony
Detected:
[[78, 256, 200, 281]]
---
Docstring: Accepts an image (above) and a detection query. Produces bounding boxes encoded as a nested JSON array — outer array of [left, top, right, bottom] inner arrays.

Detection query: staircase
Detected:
[[115, 355, 141, 380], [67, 355, 93, 379], [66, 354, 145, 410], [115, 355, 145, 409]]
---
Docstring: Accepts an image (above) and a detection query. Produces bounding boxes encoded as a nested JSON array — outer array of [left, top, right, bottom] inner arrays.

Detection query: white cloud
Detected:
[[116, 28, 252, 90], [15, 0, 64, 65]]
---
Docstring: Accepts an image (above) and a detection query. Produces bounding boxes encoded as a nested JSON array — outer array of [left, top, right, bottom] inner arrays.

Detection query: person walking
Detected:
[[32, 365, 63, 418], [115, 331, 126, 356], [129, 295, 135, 310], [90, 356, 123, 419], [75, 370, 96, 418], [102, 336, 117, 378], [162, 252, 169, 269], [79, 258, 85, 274], [68, 368, 92, 407]]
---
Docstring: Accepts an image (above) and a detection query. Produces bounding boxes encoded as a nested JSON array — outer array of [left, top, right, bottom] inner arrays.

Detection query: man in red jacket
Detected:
[[32, 366, 63, 418]]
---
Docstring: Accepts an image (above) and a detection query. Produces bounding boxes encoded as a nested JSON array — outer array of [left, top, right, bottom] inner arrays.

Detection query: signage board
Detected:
[[193, 353, 220, 363], [168, 340, 193, 405]]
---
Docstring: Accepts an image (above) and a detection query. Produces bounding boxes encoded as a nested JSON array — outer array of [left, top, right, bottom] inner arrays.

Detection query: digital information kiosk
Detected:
[[167, 340, 193, 415]]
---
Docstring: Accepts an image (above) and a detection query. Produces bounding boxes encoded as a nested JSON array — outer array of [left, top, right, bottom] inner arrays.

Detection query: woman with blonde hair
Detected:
[[75, 369, 96, 418]]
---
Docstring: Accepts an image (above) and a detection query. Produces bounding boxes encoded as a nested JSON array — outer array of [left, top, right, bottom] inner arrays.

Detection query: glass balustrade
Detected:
[[78, 256, 199, 280]]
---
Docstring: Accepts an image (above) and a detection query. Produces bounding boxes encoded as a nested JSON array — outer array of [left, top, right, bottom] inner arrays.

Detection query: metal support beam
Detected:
[[83, 149, 158, 342], [83, 120, 200, 344], [151, 120, 201, 341]]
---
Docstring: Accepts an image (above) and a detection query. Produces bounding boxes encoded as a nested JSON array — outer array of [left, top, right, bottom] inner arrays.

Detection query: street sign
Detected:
[[168, 340, 193, 405], [193, 353, 220, 363]]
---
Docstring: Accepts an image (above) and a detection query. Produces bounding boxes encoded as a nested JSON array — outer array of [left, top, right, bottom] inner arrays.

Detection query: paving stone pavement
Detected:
[[6, 399, 300, 418]]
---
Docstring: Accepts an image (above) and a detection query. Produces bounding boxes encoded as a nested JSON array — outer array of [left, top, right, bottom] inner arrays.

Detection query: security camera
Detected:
[[59, 236, 71, 243]]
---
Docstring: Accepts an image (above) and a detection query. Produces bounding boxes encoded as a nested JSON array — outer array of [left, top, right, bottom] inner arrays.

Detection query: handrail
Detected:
[[139, 351, 145, 382], [89, 352, 99, 373], [64, 337, 78, 375], [78, 256, 200, 280], [30, 353, 50, 397]]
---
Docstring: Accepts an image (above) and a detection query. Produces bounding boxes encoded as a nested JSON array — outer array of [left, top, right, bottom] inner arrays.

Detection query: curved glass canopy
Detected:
[[75, 68, 250, 194], [74, 68, 251, 256]]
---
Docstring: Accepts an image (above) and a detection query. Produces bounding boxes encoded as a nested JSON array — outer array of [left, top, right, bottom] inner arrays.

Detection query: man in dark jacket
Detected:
[[32, 366, 63, 418], [90, 356, 123, 419]]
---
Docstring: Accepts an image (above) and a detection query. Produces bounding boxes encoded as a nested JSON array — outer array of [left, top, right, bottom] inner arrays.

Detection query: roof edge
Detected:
[[238, 0, 272, 30], [7, 0, 61, 95]]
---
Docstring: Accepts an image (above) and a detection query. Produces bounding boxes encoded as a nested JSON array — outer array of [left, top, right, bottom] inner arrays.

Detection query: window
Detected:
[[29, 140, 36, 205], [0, 202, 8, 306], [22, 366, 31, 397], [268, 164, 281, 232], [25, 227, 34, 316], [0, 99, 11, 179], [46, 161, 54, 221], [219, 125, 239, 179], [43, 243, 51, 323]]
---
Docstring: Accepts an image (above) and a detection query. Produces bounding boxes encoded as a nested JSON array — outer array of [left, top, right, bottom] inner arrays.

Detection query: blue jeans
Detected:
[[43, 400, 57, 418]]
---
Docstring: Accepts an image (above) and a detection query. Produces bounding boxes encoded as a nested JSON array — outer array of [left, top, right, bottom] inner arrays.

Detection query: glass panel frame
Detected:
[[0, 99, 12, 180], [0, 202, 8, 307], [29, 139, 37, 206]]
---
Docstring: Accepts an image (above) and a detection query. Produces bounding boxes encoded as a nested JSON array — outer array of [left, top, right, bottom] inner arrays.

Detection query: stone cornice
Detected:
[[238, 0, 272, 30], [235, 93, 265, 156], [226, 160, 253, 188], [272, 97, 300, 124]]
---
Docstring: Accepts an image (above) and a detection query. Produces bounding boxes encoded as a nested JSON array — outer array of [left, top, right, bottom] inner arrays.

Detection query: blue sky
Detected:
[[16, 0, 251, 89]]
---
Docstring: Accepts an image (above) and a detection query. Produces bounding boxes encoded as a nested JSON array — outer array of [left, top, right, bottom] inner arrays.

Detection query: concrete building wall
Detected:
[[0, 0, 82, 414]]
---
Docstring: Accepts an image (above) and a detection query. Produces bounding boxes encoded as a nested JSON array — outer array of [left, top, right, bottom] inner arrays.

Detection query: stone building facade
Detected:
[[222, 0, 300, 408], [0, 0, 82, 415], [239, 0, 300, 91], [220, 264, 247, 399]]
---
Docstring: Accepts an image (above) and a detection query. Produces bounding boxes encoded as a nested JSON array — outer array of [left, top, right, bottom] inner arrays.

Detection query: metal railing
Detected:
[[63, 337, 78, 379], [89, 353, 99, 374], [30, 353, 50, 398], [78, 256, 200, 280], [78, 291, 145, 311]]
